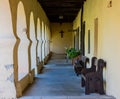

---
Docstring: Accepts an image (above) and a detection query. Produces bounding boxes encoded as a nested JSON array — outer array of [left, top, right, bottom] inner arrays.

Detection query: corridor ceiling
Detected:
[[37, 0, 86, 22]]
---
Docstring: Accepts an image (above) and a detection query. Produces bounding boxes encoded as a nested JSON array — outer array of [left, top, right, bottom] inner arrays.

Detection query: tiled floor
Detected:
[[20, 54, 115, 99], [20, 96, 115, 99]]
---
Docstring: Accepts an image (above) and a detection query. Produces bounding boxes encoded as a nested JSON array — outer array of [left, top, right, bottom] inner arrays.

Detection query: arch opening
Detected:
[[41, 22, 45, 60], [29, 12, 37, 75], [37, 18, 41, 63], [17, 1, 29, 80]]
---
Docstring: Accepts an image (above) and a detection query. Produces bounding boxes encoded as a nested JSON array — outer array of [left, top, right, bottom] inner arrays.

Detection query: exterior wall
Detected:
[[51, 23, 73, 54], [73, 0, 120, 98]]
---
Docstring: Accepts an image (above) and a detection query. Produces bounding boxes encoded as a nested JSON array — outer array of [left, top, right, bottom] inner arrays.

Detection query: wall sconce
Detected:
[[22, 28, 27, 32], [59, 15, 63, 19], [22, 28, 28, 34]]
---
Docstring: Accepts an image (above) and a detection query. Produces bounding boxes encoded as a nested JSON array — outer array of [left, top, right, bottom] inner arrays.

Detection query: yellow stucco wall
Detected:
[[51, 23, 73, 54], [73, 0, 120, 98]]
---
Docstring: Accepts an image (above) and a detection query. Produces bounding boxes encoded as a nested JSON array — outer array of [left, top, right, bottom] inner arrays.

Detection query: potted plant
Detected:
[[65, 47, 81, 64]]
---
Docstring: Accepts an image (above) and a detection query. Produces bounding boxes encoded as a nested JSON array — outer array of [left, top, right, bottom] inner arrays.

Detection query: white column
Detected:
[[0, 0, 16, 98]]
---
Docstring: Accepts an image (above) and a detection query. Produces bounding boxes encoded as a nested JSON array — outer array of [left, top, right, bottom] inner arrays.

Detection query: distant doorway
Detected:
[[81, 21, 85, 55], [94, 18, 98, 57], [74, 27, 80, 50]]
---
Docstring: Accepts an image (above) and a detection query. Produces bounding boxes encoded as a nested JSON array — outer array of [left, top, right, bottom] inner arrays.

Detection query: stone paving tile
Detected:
[[19, 96, 115, 99], [41, 96, 68, 99], [68, 96, 116, 99], [19, 96, 41, 99]]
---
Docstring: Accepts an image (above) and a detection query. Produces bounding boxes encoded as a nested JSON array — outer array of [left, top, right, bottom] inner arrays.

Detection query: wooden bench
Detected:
[[72, 55, 89, 76], [81, 58, 106, 95], [81, 57, 97, 87]]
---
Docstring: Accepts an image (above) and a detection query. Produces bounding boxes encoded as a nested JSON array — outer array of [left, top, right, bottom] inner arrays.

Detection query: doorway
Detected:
[[81, 21, 85, 55], [74, 27, 79, 50], [94, 18, 98, 57]]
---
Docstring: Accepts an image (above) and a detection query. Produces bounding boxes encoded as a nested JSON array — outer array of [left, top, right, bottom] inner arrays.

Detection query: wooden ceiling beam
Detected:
[[47, 13, 77, 16], [38, 0, 83, 2], [37, 0, 85, 22], [44, 8, 80, 12]]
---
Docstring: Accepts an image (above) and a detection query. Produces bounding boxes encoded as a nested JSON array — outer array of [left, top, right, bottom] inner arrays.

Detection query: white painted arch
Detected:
[[37, 18, 42, 62], [44, 25, 47, 56], [29, 12, 37, 74], [17, 1, 29, 80], [41, 21, 45, 60]]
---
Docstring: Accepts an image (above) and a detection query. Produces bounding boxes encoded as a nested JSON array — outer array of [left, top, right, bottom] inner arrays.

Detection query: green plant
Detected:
[[66, 48, 81, 59]]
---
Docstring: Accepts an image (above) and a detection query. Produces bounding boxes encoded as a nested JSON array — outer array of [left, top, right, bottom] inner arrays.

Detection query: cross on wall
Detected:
[[59, 30, 64, 38]]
